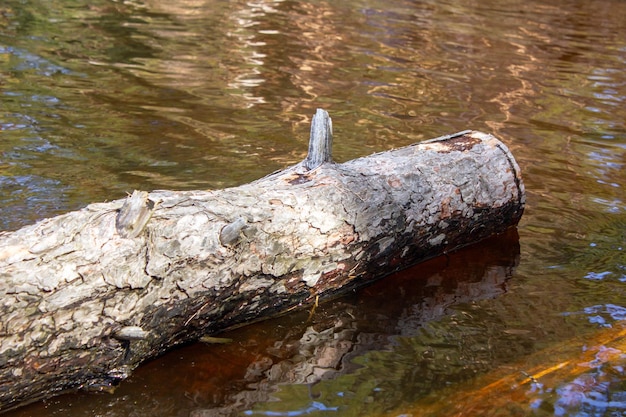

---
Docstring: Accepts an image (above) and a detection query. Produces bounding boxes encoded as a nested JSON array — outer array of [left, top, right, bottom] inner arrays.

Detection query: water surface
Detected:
[[1, 0, 625, 416]]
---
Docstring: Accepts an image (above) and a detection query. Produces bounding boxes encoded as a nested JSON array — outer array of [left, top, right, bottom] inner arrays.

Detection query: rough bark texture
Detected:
[[0, 111, 525, 411]]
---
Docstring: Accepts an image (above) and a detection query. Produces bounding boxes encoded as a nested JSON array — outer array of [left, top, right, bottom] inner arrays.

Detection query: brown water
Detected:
[[1, 0, 625, 416]]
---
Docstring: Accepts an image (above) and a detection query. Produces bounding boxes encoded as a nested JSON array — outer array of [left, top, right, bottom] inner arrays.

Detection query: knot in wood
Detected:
[[115, 191, 156, 238], [219, 217, 247, 246]]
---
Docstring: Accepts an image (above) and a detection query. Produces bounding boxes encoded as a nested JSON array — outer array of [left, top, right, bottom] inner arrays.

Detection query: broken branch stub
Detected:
[[303, 108, 333, 170], [0, 109, 524, 411], [115, 190, 156, 238]]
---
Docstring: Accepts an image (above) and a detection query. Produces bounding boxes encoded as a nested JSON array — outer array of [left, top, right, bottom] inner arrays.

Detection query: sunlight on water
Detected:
[[243, 401, 339, 416]]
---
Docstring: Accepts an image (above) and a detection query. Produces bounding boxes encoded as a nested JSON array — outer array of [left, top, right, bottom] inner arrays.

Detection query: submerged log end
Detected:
[[303, 109, 333, 171]]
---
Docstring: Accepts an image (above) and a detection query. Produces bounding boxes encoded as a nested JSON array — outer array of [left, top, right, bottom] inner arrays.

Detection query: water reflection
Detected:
[[381, 321, 626, 417]]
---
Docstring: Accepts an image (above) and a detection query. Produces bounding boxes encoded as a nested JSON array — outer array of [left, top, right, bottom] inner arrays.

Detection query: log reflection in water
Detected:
[[190, 229, 520, 416]]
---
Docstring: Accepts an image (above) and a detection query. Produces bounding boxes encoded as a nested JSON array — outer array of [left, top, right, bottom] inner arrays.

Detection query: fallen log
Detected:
[[0, 109, 525, 411]]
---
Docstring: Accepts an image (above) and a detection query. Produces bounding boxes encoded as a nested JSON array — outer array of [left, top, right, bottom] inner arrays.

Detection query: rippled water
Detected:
[[1, 0, 625, 416]]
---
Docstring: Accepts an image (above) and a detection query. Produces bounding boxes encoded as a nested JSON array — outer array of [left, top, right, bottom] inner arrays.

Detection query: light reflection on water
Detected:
[[1, 0, 626, 416]]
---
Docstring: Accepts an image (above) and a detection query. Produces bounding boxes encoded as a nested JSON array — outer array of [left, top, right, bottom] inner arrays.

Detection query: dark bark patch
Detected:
[[440, 135, 482, 153], [287, 173, 313, 185]]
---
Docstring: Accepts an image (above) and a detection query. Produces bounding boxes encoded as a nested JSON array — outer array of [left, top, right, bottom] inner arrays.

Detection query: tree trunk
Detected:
[[0, 109, 525, 411]]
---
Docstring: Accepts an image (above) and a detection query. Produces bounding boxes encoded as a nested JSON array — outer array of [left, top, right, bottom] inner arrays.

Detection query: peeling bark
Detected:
[[0, 110, 525, 411]]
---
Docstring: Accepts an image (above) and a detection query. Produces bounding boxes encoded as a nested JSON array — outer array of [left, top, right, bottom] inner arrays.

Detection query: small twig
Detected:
[[184, 301, 211, 326]]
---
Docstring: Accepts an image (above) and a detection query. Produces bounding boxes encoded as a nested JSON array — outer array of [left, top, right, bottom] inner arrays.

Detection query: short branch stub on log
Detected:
[[0, 109, 525, 412], [303, 108, 333, 170]]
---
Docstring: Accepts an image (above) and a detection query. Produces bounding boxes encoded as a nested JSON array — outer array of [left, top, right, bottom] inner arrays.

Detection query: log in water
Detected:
[[0, 109, 524, 411]]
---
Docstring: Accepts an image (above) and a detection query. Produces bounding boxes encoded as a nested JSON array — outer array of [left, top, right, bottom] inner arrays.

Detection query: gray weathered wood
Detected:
[[0, 111, 525, 411], [303, 109, 333, 170]]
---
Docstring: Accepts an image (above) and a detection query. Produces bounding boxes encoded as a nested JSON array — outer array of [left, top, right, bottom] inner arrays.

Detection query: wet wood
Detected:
[[0, 109, 525, 411]]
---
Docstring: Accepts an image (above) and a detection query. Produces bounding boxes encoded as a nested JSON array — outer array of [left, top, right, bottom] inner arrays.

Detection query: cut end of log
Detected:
[[303, 109, 333, 171]]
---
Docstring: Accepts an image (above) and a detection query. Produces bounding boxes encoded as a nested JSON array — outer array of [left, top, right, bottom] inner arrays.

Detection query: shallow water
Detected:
[[1, 0, 625, 416]]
